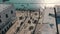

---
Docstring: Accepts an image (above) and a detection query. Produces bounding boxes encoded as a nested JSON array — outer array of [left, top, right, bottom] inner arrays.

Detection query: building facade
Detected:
[[0, 4, 16, 34]]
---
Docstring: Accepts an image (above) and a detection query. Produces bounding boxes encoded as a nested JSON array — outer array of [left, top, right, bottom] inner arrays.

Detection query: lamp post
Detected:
[[54, 7, 59, 34]]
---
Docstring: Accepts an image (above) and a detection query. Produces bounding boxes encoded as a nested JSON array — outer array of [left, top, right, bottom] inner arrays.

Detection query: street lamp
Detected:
[[54, 7, 59, 34]]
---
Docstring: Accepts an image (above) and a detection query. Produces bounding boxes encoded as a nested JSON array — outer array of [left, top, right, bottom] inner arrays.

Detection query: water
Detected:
[[4, 0, 41, 9], [0, 0, 60, 9], [57, 18, 60, 24]]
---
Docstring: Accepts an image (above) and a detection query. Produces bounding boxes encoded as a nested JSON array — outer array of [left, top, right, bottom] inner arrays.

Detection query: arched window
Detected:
[[33, 20, 38, 24], [2, 31, 5, 34], [28, 20, 31, 24], [11, 10, 13, 14], [0, 15, 1, 18], [35, 13, 37, 15], [0, 28, 1, 30], [20, 22, 24, 26], [0, 19, 2, 23], [29, 26, 34, 31], [19, 16, 23, 20], [6, 14, 8, 18]]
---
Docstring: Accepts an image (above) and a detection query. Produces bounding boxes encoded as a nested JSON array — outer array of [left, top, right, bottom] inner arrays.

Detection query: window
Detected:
[[28, 20, 31, 24], [19, 16, 23, 20], [11, 10, 13, 14], [0, 15, 1, 18], [0, 19, 2, 23], [35, 13, 37, 15], [7, 27, 9, 29], [5, 29, 6, 32], [29, 26, 34, 31], [33, 20, 38, 24], [2, 31, 5, 34], [16, 27, 20, 32], [20, 22, 23, 25], [49, 13, 55, 17], [6, 14, 8, 18], [0, 28, 1, 30], [30, 17, 32, 19]]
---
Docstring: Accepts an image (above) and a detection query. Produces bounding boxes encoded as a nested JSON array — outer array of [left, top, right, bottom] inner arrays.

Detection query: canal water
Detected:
[[3, 0, 41, 9]]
